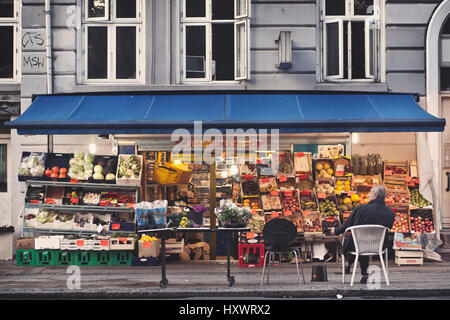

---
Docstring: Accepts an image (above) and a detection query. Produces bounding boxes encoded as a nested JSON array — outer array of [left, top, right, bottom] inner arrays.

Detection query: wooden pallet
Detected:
[[165, 238, 185, 254], [395, 249, 423, 266]]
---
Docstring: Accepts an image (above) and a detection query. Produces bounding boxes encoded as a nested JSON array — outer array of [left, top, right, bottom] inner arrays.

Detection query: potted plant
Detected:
[[215, 199, 251, 228], [182, 205, 207, 227]]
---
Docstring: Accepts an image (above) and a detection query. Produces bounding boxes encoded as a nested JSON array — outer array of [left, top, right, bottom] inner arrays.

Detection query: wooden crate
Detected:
[[384, 160, 409, 176], [110, 237, 135, 250], [384, 175, 408, 191], [165, 238, 184, 254], [395, 250, 423, 266]]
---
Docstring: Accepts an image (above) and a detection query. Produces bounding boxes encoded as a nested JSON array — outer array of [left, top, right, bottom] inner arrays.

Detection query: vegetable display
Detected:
[[19, 153, 45, 178], [68, 152, 95, 181], [117, 155, 141, 179]]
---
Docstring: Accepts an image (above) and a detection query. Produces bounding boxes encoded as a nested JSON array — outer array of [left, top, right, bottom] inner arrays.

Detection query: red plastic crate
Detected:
[[238, 243, 265, 268]]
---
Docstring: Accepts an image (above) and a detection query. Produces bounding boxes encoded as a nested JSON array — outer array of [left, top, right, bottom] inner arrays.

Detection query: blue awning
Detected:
[[6, 92, 445, 135]]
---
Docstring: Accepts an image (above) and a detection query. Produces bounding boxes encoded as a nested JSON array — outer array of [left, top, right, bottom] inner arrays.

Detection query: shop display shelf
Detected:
[[25, 180, 140, 191], [24, 203, 134, 213], [109, 237, 136, 250]]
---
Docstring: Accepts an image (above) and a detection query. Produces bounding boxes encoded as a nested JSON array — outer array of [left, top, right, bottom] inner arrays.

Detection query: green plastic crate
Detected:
[[35, 249, 58, 266], [111, 250, 133, 266], [95, 251, 113, 266], [16, 249, 36, 266], [74, 251, 97, 266], [56, 250, 75, 266]]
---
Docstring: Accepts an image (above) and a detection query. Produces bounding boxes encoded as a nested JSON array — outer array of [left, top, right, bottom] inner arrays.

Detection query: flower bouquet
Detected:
[[215, 199, 251, 228]]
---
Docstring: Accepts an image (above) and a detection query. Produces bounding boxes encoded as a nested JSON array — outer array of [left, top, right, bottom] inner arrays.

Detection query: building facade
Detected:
[[1, 0, 450, 258]]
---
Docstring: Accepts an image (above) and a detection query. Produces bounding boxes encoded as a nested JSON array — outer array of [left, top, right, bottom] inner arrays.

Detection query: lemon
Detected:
[[336, 180, 343, 186], [344, 181, 350, 186], [323, 163, 330, 170]]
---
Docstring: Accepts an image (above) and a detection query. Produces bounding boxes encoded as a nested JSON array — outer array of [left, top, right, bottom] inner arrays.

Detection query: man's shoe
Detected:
[[360, 275, 368, 284]]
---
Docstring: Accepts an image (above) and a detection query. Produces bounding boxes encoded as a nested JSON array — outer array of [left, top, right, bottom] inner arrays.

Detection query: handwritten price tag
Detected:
[[100, 240, 109, 247], [127, 203, 135, 208], [270, 190, 279, 196], [279, 176, 287, 182], [317, 193, 327, 199], [143, 241, 152, 248], [246, 232, 256, 239], [243, 174, 254, 181], [284, 190, 293, 197], [271, 212, 279, 218], [298, 174, 308, 179], [70, 179, 79, 184], [111, 224, 120, 230], [119, 237, 127, 244], [326, 217, 335, 222], [295, 152, 305, 157], [251, 209, 257, 215], [76, 240, 85, 247], [284, 211, 293, 216]]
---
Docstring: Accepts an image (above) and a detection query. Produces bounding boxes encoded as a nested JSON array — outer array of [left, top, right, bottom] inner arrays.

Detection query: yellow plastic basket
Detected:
[[153, 165, 178, 185]]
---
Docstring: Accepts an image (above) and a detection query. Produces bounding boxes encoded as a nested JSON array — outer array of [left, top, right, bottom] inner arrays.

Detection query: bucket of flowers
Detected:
[[215, 199, 251, 228]]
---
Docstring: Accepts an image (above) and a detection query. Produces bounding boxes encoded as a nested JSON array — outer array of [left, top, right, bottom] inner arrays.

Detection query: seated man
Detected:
[[332, 185, 395, 284]]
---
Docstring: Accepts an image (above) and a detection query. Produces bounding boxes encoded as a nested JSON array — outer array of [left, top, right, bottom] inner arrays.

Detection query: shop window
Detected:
[[182, 0, 250, 82], [441, 67, 450, 91], [0, 144, 6, 193], [321, 0, 380, 81], [83, 0, 143, 83], [0, 0, 19, 82], [441, 16, 450, 35]]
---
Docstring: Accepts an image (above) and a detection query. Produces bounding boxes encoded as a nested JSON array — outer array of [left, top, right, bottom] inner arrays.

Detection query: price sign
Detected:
[[303, 210, 311, 216], [279, 175, 287, 182], [246, 232, 256, 239], [100, 240, 109, 247], [271, 212, 279, 218], [243, 174, 253, 181], [29, 200, 39, 204], [76, 240, 85, 247], [251, 209, 257, 215], [261, 178, 269, 183], [127, 203, 135, 208], [257, 159, 264, 165], [317, 193, 327, 199], [284, 190, 293, 197], [295, 152, 304, 157], [143, 241, 152, 248], [301, 190, 311, 196], [111, 223, 120, 230], [70, 197, 79, 204], [347, 191, 355, 196], [119, 237, 127, 244], [284, 211, 293, 216], [270, 190, 279, 196], [406, 176, 412, 182], [298, 174, 308, 179], [70, 179, 79, 184], [326, 217, 335, 222]]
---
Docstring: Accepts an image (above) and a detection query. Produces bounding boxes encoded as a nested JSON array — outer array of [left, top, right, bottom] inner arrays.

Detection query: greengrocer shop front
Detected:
[[6, 91, 446, 267]]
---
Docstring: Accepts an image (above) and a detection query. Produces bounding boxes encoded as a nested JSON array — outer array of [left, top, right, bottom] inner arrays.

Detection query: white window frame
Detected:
[[321, 0, 381, 82], [181, 0, 251, 83], [234, 19, 249, 80], [0, 0, 20, 83], [82, 0, 144, 84], [323, 19, 343, 79], [85, 0, 110, 22]]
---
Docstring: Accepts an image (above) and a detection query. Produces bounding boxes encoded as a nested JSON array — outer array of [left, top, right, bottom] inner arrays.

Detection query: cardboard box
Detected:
[[138, 240, 161, 258], [16, 237, 35, 250]]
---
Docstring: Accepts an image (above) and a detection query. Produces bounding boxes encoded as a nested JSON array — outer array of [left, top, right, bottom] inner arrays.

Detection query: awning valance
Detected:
[[5, 91, 445, 135]]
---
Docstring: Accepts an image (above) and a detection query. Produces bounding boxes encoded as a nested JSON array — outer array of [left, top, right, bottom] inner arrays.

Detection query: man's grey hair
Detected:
[[369, 185, 386, 200]]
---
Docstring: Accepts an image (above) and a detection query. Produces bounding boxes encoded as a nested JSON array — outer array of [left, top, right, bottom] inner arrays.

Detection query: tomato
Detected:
[[51, 166, 60, 174], [45, 168, 52, 177]]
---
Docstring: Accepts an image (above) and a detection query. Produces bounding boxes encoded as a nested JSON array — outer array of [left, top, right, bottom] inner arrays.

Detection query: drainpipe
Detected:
[[45, 0, 53, 153]]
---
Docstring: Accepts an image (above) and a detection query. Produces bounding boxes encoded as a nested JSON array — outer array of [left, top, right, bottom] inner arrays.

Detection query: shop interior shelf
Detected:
[[22, 227, 135, 235], [25, 180, 140, 191], [24, 203, 134, 213]]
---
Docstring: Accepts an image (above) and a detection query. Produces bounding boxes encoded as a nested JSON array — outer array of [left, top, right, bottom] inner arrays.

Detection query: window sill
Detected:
[[73, 83, 247, 92], [0, 83, 20, 93], [316, 82, 388, 93]]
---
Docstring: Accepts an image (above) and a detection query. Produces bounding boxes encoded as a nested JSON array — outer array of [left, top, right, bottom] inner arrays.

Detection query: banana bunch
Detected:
[[140, 234, 158, 242]]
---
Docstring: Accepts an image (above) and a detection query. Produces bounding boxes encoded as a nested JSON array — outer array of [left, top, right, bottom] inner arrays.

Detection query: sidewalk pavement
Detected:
[[1, 259, 450, 299]]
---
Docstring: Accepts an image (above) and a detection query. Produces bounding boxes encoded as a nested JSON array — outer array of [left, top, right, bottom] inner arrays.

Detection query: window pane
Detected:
[[186, 0, 206, 18], [368, 22, 375, 76], [0, 144, 6, 193], [116, 0, 136, 18], [442, 16, 450, 35], [186, 25, 206, 78], [212, 0, 234, 20], [354, 0, 374, 15], [326, 22, 340, 76], [351, 21, 365, 79], [88, 0, 106, 18], [441, 67, 450, 91], [0, 0, 13, 18], [0, 26, 13, 78], [325, 0, 345, 16], [235, 23, 246, 79], [88, 26, 108, 79], [212, 23, 234, 81], [116, 26, 136, 79], [236, 0, 248, 17]]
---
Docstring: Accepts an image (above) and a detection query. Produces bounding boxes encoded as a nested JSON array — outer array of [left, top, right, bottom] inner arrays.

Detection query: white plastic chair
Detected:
[[341, 225, 390, 286]]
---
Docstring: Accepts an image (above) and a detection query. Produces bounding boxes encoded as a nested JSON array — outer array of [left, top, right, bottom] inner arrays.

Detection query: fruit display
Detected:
[[243, 198, 261, 210], [25, 186, 45, 203], [302, 212, 322, 233], [283, 213, 303, 232], [410, 209, 434, 233], [356, 191, 369, 204], [248, 211, 266, 233], [335, 179, 352, 193], [68, 152, 95, 181], [390, 209, 410, 233], [409, 188, 432, 208], [277, 176, 296, 190], [82, 192, 101, 205], [241, 177, 260, 196], [352, 175, 382, 188], [293, 152, 312, 175], [315, 183, 335, 196], [322, 217, 340, 235], [281, 190, 301, 213], [297, 175, 314, 191], [337, 195, 356, 212], [299, 190, 318, 210], [385, 163, 408, 175], [319, 198, 340, 217], [18, 152, 46, 179], [63, 188, 82, 205], [385, 190, 409, 205], [384, 175, 408, 191], [44, 186, 64, 204], [258, 177, 277, 193], [279, 151, 294, 175], [261, 194, 282, 211], [333, 157, 352, 177], [318, 145, 344, 159], [314, 160, 334, 179]]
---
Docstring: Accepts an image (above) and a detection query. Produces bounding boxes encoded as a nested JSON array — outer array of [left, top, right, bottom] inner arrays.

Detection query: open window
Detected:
[[365, 19, 377, 79], [324, 20, 343, 79], [235, 20, 248, 80], [85, 0, 110, 21]]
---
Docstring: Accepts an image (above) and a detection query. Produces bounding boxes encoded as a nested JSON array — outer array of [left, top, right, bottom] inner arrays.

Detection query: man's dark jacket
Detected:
[[335, 197, 395, 253]]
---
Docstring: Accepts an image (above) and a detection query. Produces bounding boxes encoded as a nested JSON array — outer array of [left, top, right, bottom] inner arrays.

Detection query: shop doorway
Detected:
[[441, 96, 450, 230]]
